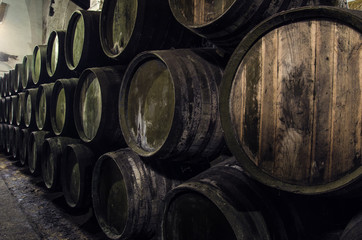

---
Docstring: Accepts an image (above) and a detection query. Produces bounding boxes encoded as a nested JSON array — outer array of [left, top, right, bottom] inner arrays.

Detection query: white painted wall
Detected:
[[0, 0, 42, 74]]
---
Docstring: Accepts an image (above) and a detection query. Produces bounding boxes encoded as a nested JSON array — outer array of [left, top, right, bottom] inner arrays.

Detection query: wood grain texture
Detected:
[[230, 20, 361, 185]]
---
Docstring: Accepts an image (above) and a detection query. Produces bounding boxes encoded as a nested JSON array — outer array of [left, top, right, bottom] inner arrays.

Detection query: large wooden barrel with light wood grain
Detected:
[[168, 0, 347, 52], [35, 83, 55, 131], [219, 6, 362, 195], [32, 45, 49, 86], [24, 88, 39, 129], [119, 49, 225, 161], [99, 0, 202, 64]]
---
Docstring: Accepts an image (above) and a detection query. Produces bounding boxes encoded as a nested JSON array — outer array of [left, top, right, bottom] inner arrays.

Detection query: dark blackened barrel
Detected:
[[9, 95, 18, 125], [65, 10, 115, 74], [28, 130, 51, 175], [35, 83, 55, 131], [22, 55, 35, 89], [74, 66, 126, 152], [16, 92, 26, 127], [99, 0, 202, 64], [162, 157, 290, 240], [92, 149, 199, 240], [119, 49, 225, 161], [8, 69, 15, 95], [61, 143, 96, 209], [46, 31, 75, 80], [41, 137, 81, 191], [168, 0, 347, 52], [19, 128, 30, 166], [5, 124, 13, 154], [0, 98, 5, 123], [340, 212, 362, 240], [24, 88, 39, 129], [2, 73, 8, 97], [51, 78, 79, 137], [219, 7, 362, 195], [33, 45, 49, 86], [0, 124, 4, 151], [14, 63, 23, 93]]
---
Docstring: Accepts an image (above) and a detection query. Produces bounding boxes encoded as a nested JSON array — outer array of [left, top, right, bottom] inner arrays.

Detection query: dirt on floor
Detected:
[[0, 153, 107, 240]]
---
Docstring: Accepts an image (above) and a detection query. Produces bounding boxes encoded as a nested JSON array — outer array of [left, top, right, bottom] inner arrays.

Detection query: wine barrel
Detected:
[[348, 0, 362, 10], [4, 96, 10, 123], [22, 55, 35, 89], [14, 63, 23, 93], [168, 0, 347, 52], [24, 88, 39, 129], [119, 49, 225, 161], [51, 78, 79, 137], [0, 97, 5, 123], [6, 124, 13, 155], [162, 157, 294, 240], [32, 45, 49, 86], [65, 10, 115, 74], [9, 95, 18, 125], [46, 31, 75, 80], [41, 137, 81, 191], [28, 130, 51, 175], [16, 92, 26, 127], [8, 69, 15, 95], [19, 128, 30, 166], [0, 76, 4, 97], [219, 6, 362, 195], [99, 0, 202, 64], [340, 212, 362, 240], [92, 149, 202, 240], [2, 73, 8, 97], [35, 83, 55, 131], [11, 126, 21, 159], [0, 124, 4, 151], [61, 143, 96, 208], [74, 66, 126, 152]]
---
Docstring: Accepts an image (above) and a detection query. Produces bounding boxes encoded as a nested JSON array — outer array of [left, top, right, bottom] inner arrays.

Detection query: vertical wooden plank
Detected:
[[273, 22, 315, 183], [311, 20, 334, 184], [259, 30, 278, 171], [330, 23, 362, 181], [194, 0, 205, 25]]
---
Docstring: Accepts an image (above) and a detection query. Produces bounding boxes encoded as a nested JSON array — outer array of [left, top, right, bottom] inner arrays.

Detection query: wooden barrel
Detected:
[[51, 78, 79, 137], [22, 55, 35, 89], [348, 0, 362, 10], [46, 31, 75, 80], [28, 130, 51, 175], [41, 136, 81, 191], [8, 69, 15, 95], [99, 0, 202, 64], [0, 76, 4, 97], [162, 157, 292, 240], [0, 124, 4, 151], [168, 0, 347, 52], [2, 73, 8, 97], [74, 66, 126, 152], [35, 83, 55, 131], [4, 96, 10, 123], [9, 95, 18, 125], [19, 128, 30, 166], [16, 92, 26, 127], [24, 88, 39, 129], [32, 45, 49, 86], [6, 124, 13, 155], [119, 49, 225, 161], [11, 126, 21, 159], [0, 97, 5, 123], [340, 212, 362, 240], [92, 149, 203, 240], [65, 10, 115, 74], [14, 63, 23, 93], [61, 143, 96, 208], [219, 6, 362, 195]]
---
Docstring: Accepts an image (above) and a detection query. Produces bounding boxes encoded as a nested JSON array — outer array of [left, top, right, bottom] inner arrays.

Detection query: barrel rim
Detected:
[[92, 150, 134, 239], [219, 6, 362, 195], [46, 31, 62, 77], [118, 51, 178, 158], [32, 45, 48, 86]]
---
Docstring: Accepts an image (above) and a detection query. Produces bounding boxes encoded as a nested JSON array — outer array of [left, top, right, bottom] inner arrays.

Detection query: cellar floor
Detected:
[[0, 154, 107, 240]]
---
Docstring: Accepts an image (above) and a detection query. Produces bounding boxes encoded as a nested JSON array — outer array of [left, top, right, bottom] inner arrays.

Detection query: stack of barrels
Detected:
[[0, 0, 361, 239]]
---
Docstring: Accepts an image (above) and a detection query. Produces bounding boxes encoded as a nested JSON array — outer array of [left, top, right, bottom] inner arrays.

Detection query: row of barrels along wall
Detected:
[[0, 0, 361, 239]]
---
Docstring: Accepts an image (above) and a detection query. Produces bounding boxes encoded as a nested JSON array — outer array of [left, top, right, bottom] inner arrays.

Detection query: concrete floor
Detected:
[[0, 153, 106, 240]]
